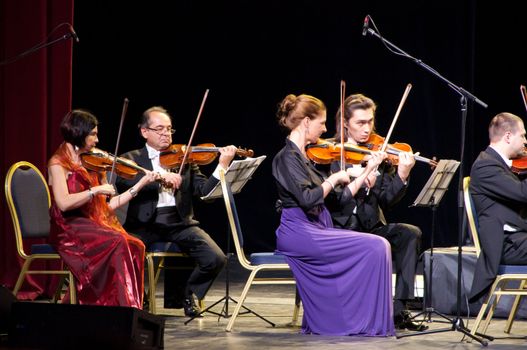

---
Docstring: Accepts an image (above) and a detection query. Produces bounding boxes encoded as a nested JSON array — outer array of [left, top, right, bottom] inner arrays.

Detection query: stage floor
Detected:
[[157, 259, 527, 350]]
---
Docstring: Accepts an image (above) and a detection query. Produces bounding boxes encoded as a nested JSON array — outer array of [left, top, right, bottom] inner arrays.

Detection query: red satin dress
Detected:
[[48, 144, 145, 308]]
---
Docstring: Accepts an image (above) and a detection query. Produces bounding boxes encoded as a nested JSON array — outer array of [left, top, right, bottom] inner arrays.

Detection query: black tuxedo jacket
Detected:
[[115, 146, 219, 232], [469, 146, 527, 301]]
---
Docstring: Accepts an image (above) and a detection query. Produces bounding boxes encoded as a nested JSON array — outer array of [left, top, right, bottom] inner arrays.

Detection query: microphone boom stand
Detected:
[[363, 22, 490, 345], [0, 32, 77, 67]]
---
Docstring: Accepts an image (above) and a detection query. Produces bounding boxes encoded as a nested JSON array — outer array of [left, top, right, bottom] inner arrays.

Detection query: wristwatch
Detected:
[[129, 187, 138, 198]]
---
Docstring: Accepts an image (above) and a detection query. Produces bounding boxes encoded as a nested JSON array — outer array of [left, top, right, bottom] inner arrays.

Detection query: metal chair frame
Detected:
[[463, 176, 527, 336], [219, 170, 299, 332], [5, 161, 76, 303], [145, 245, 197, 314]]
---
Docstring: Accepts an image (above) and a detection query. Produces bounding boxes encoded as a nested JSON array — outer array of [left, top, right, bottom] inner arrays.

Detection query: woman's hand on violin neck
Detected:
[[218, 145, 238, 169], [397, 151, 417, 182], [137, 170, 160, 188], [161, 172, 182, 189], [92, 184, 116, 197]]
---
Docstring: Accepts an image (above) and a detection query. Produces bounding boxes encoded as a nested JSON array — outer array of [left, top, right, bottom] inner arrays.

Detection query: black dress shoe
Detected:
[[183, 297, 202, 318], [394, 310, 429, 331]]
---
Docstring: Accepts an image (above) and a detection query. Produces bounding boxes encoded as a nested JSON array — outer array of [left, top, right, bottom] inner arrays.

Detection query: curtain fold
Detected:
[[0, 0, 74, 299]]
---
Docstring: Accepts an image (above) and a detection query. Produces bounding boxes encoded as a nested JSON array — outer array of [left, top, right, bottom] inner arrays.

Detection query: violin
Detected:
[[159, 143, 254, 169], [305, 139, 340, 164], [306, 135, 438, 168], [512, 85, 527, 175], [512, 149, 527, 175], [80, 148, 172, 187], [355, 134, 438, 168]]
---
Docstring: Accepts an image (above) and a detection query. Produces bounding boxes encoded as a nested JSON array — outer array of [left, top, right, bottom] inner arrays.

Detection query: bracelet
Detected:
[[323, 179, 335, 190], [129, 187, 138, 198], [88, 188, 94, 200]]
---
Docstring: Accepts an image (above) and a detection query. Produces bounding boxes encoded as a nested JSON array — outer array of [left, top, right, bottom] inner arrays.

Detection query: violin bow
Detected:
[[366, 83, 412, 195], [380, 83, 412, 152], [178, 89, 210, 175], [520, 85, 527, 112], [340, 80, 346, 171], [108, 97, 129, 186]]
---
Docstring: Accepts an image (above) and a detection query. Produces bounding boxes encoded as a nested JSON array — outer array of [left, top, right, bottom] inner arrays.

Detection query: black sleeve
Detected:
[[272, 149, 324, 211]]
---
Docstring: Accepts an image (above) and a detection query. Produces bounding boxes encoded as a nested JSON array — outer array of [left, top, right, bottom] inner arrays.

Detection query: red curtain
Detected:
[[0, 0, 74, 298]]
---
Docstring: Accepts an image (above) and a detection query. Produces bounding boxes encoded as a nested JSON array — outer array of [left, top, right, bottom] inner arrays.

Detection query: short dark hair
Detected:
[[60, 109, 98, 148]]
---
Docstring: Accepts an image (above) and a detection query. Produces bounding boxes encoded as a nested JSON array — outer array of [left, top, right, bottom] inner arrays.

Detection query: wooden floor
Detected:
[[157, 259, 527, 350], [1, 258, 526, 349]]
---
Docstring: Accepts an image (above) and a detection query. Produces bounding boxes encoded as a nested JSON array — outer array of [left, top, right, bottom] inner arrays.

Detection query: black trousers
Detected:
[[137, 207, 226, 301], [372, 223, 422, 308]]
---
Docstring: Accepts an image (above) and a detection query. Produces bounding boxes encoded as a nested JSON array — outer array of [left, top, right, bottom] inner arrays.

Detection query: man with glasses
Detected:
[[116, 106, 237, 317]]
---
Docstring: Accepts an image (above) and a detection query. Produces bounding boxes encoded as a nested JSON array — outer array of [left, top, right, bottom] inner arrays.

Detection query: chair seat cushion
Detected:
[[498, 264, 527, 274], [250, 252, 288, 265], [30, 244, 57, 254], [147, 242, 184, 253]]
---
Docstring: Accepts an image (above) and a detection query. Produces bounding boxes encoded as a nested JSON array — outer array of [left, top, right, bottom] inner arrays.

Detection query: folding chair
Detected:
[[5, 161, 76, 303], [219, 170, 299, 332], [463, 176, 527, 336]]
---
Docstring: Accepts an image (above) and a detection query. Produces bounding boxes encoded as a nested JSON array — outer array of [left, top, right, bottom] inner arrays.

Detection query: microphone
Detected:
[[362, 15, 370, 36], [69, 25, 80, 43]]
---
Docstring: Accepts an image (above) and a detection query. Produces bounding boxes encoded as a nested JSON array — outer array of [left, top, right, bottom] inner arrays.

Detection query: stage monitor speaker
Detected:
[[9, 302, 165, 349], [0, 286, 17, 335]]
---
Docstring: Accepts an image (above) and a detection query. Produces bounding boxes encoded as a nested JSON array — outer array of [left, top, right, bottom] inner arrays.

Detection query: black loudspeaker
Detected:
[[0, 286, 17, 335], [9, 302, 165, 349]]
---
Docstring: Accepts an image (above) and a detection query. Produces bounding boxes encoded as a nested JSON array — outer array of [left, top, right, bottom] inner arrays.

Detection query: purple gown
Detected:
[[273, 139, 395, 336]]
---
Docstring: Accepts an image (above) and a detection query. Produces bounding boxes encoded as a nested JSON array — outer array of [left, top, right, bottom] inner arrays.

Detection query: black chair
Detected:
[[4, 161, 76, 303]]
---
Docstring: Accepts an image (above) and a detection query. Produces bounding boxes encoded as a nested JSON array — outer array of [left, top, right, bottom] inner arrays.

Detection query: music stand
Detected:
[[397, 159, 460, 337], [185, 155, 266, 324]]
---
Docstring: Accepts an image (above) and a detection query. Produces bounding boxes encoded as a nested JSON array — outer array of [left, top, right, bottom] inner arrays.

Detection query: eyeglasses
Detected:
[[145, 126, 176, 135]]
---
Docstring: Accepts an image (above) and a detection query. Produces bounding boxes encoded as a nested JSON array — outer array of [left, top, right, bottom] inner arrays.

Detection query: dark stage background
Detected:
[[31, 1, 527, 256]]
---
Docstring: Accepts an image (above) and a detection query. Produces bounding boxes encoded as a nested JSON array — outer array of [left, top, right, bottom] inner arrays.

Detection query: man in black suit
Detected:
[[469, 112, 527, 302], [115, 106, 236, 317], [323, 94, 425, 331]]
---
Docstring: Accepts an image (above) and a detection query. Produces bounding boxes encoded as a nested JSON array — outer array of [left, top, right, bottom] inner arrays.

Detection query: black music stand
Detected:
[[185, 155, 266, 324], [398, 159, 459, 337]]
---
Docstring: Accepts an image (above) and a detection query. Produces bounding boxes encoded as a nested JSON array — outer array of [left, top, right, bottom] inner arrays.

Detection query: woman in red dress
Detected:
[[48, 109, 157, 308]]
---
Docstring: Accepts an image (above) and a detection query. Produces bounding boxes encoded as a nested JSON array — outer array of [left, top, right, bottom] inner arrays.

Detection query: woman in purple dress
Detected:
[[272, 94, 395, 336]]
